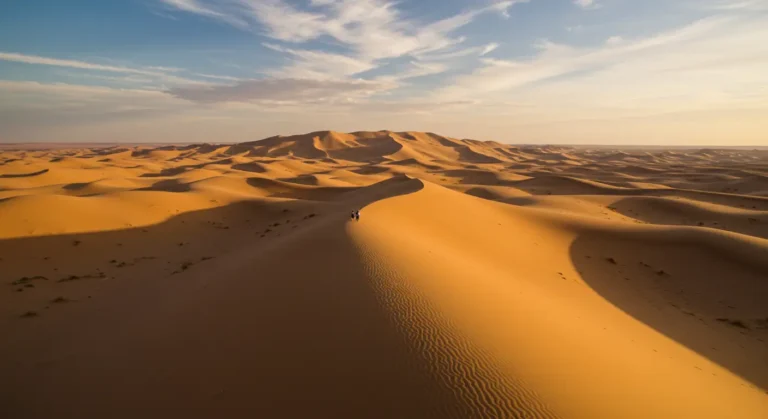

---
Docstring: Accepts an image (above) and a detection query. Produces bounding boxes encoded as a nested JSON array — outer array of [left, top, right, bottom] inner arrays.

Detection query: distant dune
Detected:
[[1, 131, 767, 418]]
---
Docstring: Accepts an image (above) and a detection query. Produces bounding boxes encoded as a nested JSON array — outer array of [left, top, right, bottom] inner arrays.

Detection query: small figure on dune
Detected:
[[351, 210, 356, 220], [355, 210, 360, 221]]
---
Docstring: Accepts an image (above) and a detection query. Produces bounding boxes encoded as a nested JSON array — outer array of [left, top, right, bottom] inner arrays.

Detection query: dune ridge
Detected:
[[1, 131, 767, 418]]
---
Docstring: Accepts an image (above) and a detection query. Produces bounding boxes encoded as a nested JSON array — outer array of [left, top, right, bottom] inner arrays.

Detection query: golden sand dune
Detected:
[[0, 131, 767, 418]]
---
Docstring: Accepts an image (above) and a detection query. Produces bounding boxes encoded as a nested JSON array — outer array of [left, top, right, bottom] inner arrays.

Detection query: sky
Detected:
[[0, 0, 766, 145]]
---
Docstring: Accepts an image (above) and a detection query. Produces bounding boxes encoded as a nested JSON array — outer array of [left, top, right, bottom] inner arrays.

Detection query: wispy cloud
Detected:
[[378, 61, 449, 82], [0, 51, 240, 88], [158, 0, 524, 81], [152, 0, 529, 106], [0, 52, 215, 87], [481, 43, 500, 56], [146, 65, 185, 73], [0, 80, 162, 97], [701, 0, 768, 11], [160, 0, 517, 55], [434, 14, 768, 116], [168, 77, 395, 104], [192, 73, 241, 81], [254, 0, 521, 60], [53, 71, 158, 87], [573, 0, 601, 10], [159, 0, 248, 27], [262, 43, 376, 79], [0, 52, 166, 77], [0, 81, 180, 126]]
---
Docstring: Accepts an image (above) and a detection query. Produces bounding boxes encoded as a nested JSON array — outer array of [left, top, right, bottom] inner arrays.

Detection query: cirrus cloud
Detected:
[[167, 77, 395, 104]]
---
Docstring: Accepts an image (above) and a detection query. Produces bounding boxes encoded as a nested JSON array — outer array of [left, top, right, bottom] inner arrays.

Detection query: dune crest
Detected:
[[1, 132, 767, 418]]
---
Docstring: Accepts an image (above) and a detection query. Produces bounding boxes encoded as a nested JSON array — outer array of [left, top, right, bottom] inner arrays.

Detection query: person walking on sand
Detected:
[[351, 210, 356, 220], [355, 210, 360, 221]]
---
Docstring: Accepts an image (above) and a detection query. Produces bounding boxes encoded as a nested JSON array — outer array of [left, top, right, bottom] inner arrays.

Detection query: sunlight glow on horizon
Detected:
[[0, 0, 766, 145]]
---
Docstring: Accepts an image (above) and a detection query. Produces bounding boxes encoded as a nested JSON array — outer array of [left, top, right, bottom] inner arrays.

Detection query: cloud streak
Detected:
[[0, 52, 216, 87], [573, 0, 601, 10], [481, 43, 500, 56], [158, 0, 523, 80], [262, 43, 376, 79], [160, 0, 517, 58], [702, 0, 768, 11], [0, 52, 168, 76], [433, 14, 768, 120], [159, 0, 248, 27], [167, 77, 395, 104]]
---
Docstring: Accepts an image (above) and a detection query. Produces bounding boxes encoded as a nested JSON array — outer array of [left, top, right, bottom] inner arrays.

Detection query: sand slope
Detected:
[[1, 133, 767, 418], [351, 181, 767, 417]]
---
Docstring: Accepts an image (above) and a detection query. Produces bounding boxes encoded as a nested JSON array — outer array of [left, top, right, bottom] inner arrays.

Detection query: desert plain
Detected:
[[0, 131, 767, 418]]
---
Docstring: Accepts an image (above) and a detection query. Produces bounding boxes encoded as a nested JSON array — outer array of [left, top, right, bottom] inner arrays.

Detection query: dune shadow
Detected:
[[78, 147, 131, 159], [279, 175, 319, 186], [508, 175, 625, 196], [0, 169, 49, 178], [0, 158, 22, 166], [643, 189, 768, 211], [139, 167, 188, 177], [325, 133, 403, 164], [0, 176, 458, 417], [245, 176, 360, 201], [463, 187, 504, 201], [62, 182, 89, 191], [433, 137, 502, 164], [569, 229, 768, 390], [438, 169, 513, 186], [350, 165, 390, 175], [130, 145, 195, 158], [607, 196, 768, 240], [139, 158, 234, 178], [396, 132, 418, 141], [353, 176, 425, 210], [135, 178, 193, 193], [387, 159, 443, 171], [231, 162, 267, 173]]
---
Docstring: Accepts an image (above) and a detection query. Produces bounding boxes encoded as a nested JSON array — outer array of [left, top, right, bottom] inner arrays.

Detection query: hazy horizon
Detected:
[[4, 135, 768, 151], [1, 0, 767, 145]]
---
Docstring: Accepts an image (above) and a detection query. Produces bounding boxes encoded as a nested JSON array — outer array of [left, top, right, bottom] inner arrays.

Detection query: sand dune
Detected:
[[1, 132, 767, 418], [352, 180, 768, 417]]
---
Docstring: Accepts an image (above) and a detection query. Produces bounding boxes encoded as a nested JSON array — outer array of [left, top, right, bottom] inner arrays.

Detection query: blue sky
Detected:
[[0, 0, 766, 144]]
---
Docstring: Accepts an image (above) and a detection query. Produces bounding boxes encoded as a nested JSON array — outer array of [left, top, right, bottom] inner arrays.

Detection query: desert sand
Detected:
[[0, 131, 766, 418]]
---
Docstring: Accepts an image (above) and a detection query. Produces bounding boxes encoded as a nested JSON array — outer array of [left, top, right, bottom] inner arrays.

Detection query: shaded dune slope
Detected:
[[0, 177, 557, 418]]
